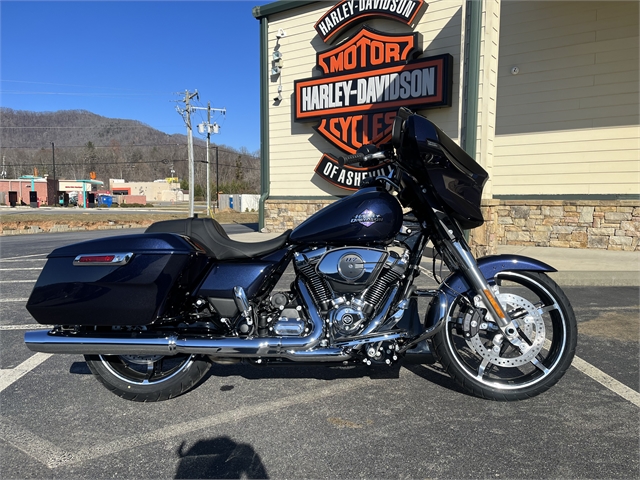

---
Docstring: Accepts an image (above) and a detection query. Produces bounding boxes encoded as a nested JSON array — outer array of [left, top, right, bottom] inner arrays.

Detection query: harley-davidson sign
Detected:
[[295, 6, 452, 191], [316, 153, 394, 190], [315, 0, 427, 43], [295, 30, 451, 121]]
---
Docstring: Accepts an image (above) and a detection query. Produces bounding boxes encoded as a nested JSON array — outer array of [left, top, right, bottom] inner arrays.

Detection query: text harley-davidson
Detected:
[[25, 108, 577, 402]]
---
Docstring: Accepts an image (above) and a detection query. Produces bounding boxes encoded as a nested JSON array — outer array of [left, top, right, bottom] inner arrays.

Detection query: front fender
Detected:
[[424, 255, 556, 329]]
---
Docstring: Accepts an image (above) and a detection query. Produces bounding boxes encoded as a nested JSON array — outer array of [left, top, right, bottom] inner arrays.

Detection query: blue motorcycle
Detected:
[[25, 108, 577, 402]]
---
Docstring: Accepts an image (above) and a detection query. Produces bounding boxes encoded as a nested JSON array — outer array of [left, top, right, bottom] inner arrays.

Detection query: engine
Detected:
[[293, 246, 409, 338]]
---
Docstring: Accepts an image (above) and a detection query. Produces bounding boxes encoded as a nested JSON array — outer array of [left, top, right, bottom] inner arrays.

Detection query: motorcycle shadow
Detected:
[[70, 360, 470, 397], [203, 362, 402, 382], [203, 362, 470, 397], [175, 436, 268, 479]]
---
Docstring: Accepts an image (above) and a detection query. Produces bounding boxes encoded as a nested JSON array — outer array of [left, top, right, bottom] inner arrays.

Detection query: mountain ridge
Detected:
[[0, 108, 259, 193], [0, 107, 200, 149]]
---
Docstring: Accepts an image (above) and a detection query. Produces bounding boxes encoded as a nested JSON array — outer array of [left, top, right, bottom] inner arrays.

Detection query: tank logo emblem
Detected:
[[351, 209, 383, 227]]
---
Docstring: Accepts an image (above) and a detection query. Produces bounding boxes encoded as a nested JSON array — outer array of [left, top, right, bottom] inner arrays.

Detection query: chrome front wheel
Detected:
[[433, 271, 577, 401]]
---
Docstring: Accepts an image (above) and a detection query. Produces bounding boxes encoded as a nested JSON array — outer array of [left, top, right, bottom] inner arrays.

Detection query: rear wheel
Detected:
[[433, 271, 577, 401], [84, 353, 211, 402]]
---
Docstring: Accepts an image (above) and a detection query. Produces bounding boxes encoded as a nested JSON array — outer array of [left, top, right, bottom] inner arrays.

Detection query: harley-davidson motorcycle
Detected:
[[25, 108, 577, 402]]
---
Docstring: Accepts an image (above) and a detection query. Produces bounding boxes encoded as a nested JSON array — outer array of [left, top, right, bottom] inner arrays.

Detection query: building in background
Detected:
[[0, 178, 48, 206], [253, 0, 639, 251], [109, 179, 186, 204]]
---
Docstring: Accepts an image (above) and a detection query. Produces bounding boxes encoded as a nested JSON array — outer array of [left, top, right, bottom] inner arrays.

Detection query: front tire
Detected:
[[433, 271, 577, 401], [85, 353, 212, 402]]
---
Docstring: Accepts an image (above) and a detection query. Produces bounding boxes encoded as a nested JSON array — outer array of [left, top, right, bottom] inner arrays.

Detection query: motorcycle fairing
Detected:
[[424, 254, 556, 329], [396, 113, 488, 229]]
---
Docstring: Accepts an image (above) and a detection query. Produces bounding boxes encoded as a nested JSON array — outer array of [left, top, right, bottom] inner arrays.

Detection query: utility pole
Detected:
[[176, 89, 199, 217], [195, 104, 225, 216], [51, 142, 56, 180], [205, 103, 211, 216], [215, 145, 219, 212]]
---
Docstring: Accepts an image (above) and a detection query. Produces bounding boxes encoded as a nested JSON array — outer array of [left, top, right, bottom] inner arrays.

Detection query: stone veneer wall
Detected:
[[265, 198, 640, 253], [470, 200, 640, 255], [264, 199, 336, 232]]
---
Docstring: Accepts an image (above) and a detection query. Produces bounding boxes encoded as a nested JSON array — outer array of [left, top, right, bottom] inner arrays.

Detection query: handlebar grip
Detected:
[[337, 152, 365, 167]]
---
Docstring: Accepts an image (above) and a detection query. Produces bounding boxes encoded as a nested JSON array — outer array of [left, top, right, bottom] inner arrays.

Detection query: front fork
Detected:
[[448, 241, 531, 351], [435, 220, 532, 354]]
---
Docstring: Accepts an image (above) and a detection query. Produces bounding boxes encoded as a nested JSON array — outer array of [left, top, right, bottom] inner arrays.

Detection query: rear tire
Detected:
[[85, 353, 212, 402], [433, 271, 577, 401]]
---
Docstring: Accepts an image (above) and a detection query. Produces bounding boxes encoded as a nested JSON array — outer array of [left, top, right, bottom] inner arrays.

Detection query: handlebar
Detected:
[[337, 152, 364, 167], [337, 150, 389, 167]]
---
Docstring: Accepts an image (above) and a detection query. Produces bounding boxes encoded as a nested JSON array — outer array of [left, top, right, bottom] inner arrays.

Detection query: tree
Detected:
[[235, 155, 245, 182]]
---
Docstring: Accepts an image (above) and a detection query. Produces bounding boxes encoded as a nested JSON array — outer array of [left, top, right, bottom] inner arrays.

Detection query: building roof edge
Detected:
[[252, 1, 319, 20]]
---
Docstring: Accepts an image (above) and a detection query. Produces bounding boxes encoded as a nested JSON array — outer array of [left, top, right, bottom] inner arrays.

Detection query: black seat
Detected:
[[145, 218, 291, 260]]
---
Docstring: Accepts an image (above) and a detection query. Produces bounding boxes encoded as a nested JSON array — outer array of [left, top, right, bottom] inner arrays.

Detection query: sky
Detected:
[[0, 0, 270, 153]]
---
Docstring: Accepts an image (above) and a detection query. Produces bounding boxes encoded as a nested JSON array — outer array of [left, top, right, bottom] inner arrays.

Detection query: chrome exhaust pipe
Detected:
[[25, 280, 332, 359]]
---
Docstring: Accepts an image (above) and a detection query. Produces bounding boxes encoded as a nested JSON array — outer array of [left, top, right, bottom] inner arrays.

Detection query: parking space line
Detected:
[[0, 419, 73, 469], [0, 259, 47, 263], [0, 324, 52, 331], [1, 376, 371, 469], [0, 268, 43, 271], [0, 298, 30, 303], [0, 254, 47, 261], [571, 355, 640, 407], [0, 280, 37, 283], [0, 352, 53, 394], [573, 305, 639, 312]]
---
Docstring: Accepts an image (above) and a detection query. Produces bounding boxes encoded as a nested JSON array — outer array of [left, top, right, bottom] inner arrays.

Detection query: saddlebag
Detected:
[[26, 233, 209, 326]]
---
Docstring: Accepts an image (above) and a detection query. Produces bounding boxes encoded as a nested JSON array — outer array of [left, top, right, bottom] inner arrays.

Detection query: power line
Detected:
[[0, 125, 180, 129], [1, 79, 171, 94], [0, 144, 256, 158], [1, 91, 168, 97], [3, 159, 260, 169]]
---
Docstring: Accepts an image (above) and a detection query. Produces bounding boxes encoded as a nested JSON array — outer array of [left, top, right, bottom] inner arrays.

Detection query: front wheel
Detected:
[[85, 353, 212, 402], [432, 271, 577, 401]]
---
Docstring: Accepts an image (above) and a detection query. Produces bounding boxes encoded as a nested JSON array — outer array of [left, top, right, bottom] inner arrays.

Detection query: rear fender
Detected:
[[425, 255, 556, 329]]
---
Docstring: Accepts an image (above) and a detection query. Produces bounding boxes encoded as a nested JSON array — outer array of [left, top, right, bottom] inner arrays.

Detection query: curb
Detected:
[[1, 224, 147, 235], [548, 271, 640, 288]]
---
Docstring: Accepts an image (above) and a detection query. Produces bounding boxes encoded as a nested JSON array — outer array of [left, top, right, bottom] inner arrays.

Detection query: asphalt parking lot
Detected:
[[1, 230, 638, 479]]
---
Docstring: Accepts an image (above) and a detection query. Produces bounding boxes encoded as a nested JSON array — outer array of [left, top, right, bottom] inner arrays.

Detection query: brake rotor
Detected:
[[467, 293, 546, 367]]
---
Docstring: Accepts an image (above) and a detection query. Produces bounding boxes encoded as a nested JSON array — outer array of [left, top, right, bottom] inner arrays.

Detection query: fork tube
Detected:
[[446, 239, 511, 328], [434, 214, 512, 329]]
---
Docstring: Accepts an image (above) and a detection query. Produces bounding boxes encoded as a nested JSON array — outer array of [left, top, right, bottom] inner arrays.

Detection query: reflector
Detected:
[[78, 255, 115, 263]]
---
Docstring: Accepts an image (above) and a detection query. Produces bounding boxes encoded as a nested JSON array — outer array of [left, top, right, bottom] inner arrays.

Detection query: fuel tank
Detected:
[[289, 188, 403, 245]]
